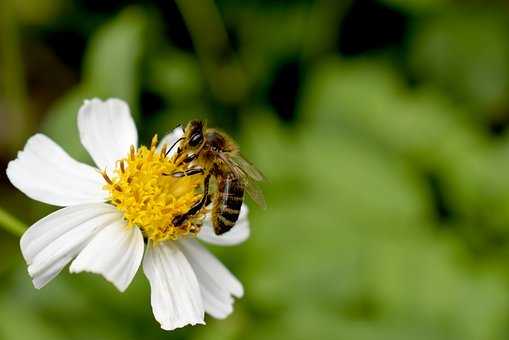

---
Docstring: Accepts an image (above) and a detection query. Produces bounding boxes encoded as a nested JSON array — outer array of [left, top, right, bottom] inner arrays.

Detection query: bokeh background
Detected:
[[1, 0, 509, 339]]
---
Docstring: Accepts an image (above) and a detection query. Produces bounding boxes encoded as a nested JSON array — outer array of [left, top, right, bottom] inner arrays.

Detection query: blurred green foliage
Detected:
[[2, 0, 509, 339]]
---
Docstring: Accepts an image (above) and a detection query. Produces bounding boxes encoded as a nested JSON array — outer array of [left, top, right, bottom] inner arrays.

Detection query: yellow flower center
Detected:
[[102, 135, 205, 242]]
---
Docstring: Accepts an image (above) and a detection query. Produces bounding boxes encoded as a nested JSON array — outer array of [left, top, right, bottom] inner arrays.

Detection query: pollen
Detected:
[[102, 135, 206, 242]]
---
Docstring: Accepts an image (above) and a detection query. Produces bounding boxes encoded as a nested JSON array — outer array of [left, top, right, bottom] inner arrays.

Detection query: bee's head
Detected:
[[183, 120, 205, 149], [174, 120, 205, 165]]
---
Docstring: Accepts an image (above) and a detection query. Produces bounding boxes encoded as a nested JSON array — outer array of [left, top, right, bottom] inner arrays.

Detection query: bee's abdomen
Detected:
[[212, 173, 244, 235]]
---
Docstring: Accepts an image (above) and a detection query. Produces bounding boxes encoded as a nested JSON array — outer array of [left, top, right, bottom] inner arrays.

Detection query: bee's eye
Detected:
[[189, 133, 203, 147]]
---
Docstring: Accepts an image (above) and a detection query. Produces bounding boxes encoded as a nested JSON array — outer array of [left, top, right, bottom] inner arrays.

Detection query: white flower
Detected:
[[6, 98, 250, 331]]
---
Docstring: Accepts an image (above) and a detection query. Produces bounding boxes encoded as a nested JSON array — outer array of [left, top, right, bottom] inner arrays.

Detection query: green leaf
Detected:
[[82, 7, 148, 108], [380, 0, 451, 13], [146, 49, 204, 104], [409, 8, 509, 118], [41, 7, 149, 161]]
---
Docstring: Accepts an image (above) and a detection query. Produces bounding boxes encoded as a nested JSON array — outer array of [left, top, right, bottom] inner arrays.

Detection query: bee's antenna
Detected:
[[165, 137, 185, 157]]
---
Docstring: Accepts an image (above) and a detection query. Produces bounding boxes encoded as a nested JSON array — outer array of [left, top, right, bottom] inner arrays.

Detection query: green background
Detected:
[[1, 0, 509, 339]]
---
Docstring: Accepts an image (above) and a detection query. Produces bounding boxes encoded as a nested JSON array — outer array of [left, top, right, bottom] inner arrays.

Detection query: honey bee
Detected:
[[168, 120, 265, 235]]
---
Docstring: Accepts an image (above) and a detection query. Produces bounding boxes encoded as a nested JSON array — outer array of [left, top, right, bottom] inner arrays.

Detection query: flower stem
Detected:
[[0, 207, 25, 237], [0, 0, 32, 151], [175, 0, 249, 105]]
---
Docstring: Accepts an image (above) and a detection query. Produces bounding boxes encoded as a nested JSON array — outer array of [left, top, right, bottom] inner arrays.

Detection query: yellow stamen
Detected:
[[103, 135, 205, 242], [160, 144, 168, 159], [151, 134, 159, 148], [101, 171, 113, 185]]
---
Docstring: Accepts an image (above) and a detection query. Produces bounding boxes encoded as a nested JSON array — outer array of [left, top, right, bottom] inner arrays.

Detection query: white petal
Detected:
[[78, 98, 138, 171], [201, 286, 234, 319], [6, 134, 107, 206], [143, 241, 204, 331], [69, 221, 144, 292], [20, 203, 121, 289], [198, 204, 250, 246], [178, 239, 243, 319], [157, 125, 184, 157]]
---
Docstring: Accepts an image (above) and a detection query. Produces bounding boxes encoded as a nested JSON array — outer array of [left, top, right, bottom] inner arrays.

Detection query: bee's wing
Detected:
[[230, 153, 266, 181], [220, 153, 267, 209], [242, 175, 267, 209]]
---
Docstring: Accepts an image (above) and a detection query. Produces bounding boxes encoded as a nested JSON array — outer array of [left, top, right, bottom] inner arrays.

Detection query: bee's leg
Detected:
[[204, 193, 212, 206], [175, 153, 198, 167], [172, 174, 211, 227], [164, 166, 204, 177]]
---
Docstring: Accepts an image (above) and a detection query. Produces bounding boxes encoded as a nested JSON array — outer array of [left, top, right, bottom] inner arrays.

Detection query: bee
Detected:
[[168, 120, 265, 235]]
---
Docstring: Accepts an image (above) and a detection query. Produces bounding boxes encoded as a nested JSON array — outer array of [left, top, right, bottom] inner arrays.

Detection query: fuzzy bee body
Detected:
[[171, 120, 265, 235], [212, 169, 245, 234]]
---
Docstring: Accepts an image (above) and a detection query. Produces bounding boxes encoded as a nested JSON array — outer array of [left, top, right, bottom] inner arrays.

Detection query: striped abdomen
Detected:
[[212, 171, 244, 235]]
